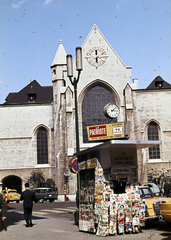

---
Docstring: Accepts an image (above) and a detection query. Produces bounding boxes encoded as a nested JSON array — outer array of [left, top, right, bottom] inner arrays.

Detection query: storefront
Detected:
[[77, 140, 161, 192], [75, 139, 161, 236]]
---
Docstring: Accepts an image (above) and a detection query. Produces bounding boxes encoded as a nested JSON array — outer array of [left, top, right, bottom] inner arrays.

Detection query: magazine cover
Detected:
[[139, 202, 145, 227], [125, 205, 132, 232], [118, 224, 124, 234], [109, 221, 117, 235], [117, 203, 125, 234]]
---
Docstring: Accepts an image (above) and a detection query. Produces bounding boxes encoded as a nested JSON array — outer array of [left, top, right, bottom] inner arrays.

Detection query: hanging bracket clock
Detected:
[[103, 103, 119, 119]]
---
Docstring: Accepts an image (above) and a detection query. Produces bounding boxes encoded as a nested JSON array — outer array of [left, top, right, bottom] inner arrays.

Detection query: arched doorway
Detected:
[[2, 175, 22, 193]]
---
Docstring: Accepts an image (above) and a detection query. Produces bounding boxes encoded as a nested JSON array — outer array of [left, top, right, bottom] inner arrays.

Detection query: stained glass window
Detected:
[[82, 84, 116, 143]]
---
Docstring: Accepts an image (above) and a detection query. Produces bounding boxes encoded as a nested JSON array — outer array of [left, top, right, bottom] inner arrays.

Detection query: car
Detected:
[[159, 202, 171, 223], [33, 187, 58, 203], [2, 189, 21, 203], [142, 182, 163, 197], [139, 186, 171, 221]]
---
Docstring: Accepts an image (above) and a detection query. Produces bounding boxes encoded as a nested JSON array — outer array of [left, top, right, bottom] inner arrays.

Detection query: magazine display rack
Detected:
[[79, 166, 145, 236]]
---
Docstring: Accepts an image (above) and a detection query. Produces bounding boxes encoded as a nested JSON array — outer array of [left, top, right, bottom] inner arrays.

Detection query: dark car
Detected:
[[33, 187, 58, 203]]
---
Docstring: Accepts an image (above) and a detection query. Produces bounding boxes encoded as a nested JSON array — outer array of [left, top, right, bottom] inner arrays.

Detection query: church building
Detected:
[[0, 24, 171, 199]]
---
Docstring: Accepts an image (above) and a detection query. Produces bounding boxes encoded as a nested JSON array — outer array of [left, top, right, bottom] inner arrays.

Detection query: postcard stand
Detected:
[[109, 194, 117, 235], [117, 202, 125, 234], [79, 166, 144, 237], [131, 200, 139, 233], [125, 202, 132, 233]]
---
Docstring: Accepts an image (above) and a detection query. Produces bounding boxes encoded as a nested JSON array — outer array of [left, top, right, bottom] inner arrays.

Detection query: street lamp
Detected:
[[66, 47, 83, 223], [66, 47, 83, 153]]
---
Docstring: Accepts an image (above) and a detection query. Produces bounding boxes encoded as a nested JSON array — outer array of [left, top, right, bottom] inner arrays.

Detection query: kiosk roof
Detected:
[[76, 140, 161, 156]]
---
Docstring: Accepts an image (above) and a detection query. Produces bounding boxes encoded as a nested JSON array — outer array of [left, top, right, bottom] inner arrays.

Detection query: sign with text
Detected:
[[78, 158, 97, 170], [111, 150, 136, 166], [87, 122, 125, 141]]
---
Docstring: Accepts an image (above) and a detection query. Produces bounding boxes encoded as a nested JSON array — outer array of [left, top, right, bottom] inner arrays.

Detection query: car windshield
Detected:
[[8, 190, 17, 193], [139, 187, 154, 198], [33, 188, 52, 193]]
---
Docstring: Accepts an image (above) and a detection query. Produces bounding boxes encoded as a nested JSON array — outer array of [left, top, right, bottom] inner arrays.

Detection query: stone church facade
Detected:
[[0, 25, 171, 199]]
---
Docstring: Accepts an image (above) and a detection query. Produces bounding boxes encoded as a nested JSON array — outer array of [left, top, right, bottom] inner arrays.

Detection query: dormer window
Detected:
[[155, 81, 163, 88], [27, 93, 36, 102], [27, 85, 36, 102]]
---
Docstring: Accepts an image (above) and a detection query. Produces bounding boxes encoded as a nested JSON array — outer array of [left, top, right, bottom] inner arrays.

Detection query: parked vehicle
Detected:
[[33, 187, 58, 203], [159, 202, 171, 223], [2, 189, 21, 203], [142, 183, 163, 196], [139, 186, 171, 221]]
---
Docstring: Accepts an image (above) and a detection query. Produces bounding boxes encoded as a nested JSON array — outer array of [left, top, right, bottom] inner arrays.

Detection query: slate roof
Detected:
[[146, 76, 171, 90], [3, 80, 53, 105]]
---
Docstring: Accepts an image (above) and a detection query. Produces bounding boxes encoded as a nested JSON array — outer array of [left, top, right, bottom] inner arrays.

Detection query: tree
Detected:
[[27, 170, 45, 188], [27, 171, 57, 193]]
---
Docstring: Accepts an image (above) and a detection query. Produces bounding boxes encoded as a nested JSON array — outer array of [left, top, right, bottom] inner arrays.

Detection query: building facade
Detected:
[[0, 25, 171, 199]]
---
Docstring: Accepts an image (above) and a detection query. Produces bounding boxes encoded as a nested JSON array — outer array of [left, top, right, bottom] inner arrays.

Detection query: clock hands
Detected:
[[94, 52, 108, 59]]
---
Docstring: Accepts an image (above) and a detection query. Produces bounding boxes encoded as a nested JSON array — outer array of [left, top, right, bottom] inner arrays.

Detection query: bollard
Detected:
[[5, 190, 7, 211], [64, 184, 66, 202]]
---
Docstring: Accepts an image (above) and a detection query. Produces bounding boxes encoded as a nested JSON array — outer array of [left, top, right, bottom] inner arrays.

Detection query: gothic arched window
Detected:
[[148, 122, 160, 159], [82, 84, 116, 143], [37, 127, 48, 164]]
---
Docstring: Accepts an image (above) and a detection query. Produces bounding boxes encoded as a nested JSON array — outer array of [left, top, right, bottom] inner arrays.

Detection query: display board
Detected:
[[79, 167, 145, 236]]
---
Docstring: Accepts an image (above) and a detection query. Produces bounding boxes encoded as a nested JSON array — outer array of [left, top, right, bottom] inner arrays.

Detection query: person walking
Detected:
[[0, 193, 6, 232], [164, 180, 170, 198], [20, 183, 35, 227]]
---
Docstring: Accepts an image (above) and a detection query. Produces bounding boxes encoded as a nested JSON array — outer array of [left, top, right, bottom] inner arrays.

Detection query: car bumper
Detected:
[[145, 215, 161, 221]]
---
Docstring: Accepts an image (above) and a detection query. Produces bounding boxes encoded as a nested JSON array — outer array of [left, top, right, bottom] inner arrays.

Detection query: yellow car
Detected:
[[2, 189, 21, 203], [159, 202, 171, 223], [139, 186, 171, 221]]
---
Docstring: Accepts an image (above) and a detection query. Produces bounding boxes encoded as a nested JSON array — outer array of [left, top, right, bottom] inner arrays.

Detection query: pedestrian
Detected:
[[20, 183, 35, 227], [0, 193, 6, 232], [164, 180, 170, 198]]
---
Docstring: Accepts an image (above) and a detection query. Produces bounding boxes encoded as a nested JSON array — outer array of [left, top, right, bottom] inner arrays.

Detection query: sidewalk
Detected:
[[1, 205, 171, 240]]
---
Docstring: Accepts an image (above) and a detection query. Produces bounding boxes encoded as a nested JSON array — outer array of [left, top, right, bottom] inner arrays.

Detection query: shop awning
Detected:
[[76, 140, 161, 156]]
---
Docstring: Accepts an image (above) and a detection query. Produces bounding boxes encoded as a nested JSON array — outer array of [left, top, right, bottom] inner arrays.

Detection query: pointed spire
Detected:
[[51, 39, 67, 66]]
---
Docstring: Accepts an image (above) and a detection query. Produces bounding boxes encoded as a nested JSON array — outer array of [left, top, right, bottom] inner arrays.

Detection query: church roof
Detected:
[[51, 39, 67, 66], [3, 80, 53, 105], [146, 76, 171, 90]]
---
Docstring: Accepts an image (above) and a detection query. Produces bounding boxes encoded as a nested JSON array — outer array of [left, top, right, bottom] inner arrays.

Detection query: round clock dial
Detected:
[[85, 46, 108, 69], [103, 103, 119, 119]]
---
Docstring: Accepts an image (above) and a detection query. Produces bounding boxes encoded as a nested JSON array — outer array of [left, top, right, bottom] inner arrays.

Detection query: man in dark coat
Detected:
[[20, 183, 35, 227], [0, 193, 6, 231], [164, 180, 170, 198]]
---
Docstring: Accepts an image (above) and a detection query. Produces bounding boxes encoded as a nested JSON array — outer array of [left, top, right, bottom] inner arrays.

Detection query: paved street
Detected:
[[0, 201, 171, 240]]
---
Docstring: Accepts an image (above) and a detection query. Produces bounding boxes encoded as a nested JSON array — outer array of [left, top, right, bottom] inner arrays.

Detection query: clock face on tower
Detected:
[[85, 46, 108, 69], [103, 103, 119, 119]]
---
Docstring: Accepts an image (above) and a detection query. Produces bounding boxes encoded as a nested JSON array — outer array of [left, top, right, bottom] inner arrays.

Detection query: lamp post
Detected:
[[66, 47, 83, 153], [67, 48, 82, 222]]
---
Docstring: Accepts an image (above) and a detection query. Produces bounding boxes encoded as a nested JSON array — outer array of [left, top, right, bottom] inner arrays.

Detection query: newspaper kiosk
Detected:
[[76, 140, 161, 236]]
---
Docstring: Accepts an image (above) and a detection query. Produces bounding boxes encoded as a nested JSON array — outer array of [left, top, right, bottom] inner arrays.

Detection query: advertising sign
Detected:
[[111, 150, 136, 166], [87, 158, 97, 169], [87, 122, 125, 141], [78, 158, 97, 170]]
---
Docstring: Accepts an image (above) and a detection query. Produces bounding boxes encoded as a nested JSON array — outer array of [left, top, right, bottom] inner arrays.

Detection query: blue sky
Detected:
[[0, 0, 171, 103]]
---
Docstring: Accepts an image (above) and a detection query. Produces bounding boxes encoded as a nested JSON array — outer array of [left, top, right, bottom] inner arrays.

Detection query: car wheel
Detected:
[[16, 200, 19, 203]]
